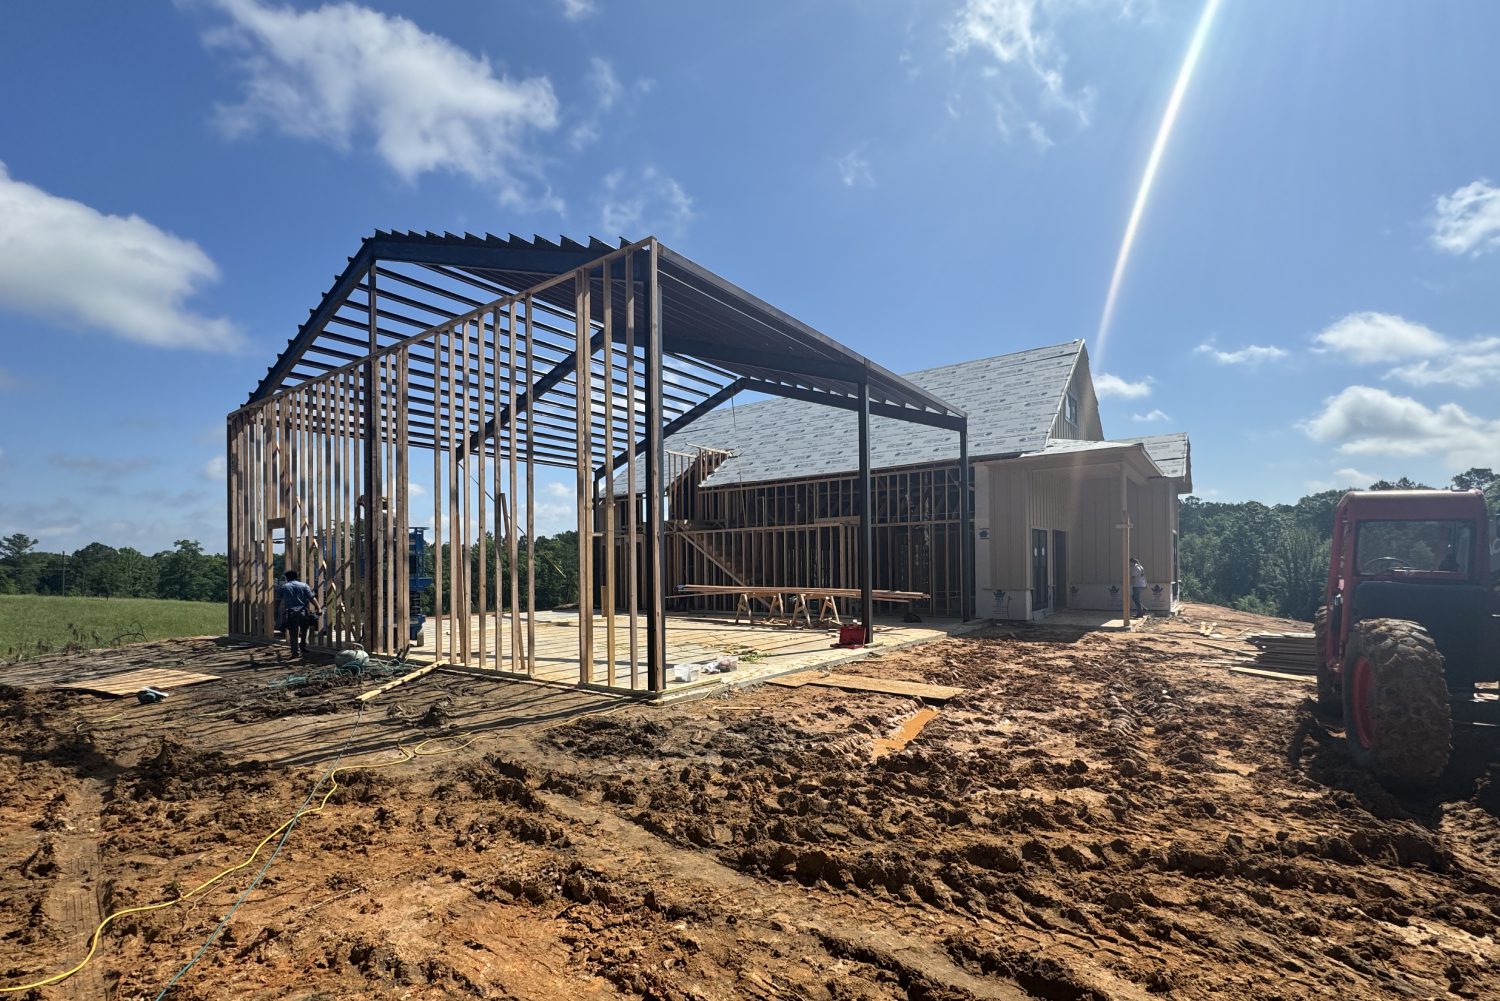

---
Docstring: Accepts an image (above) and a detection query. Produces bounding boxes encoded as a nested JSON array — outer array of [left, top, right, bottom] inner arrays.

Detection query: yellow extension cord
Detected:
[[0, 730, 479, 994]]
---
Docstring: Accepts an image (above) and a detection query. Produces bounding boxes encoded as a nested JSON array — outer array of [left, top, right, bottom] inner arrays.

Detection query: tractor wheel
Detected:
[[1341, 618, 1451, 788], [1313, 604, 1339, 713]]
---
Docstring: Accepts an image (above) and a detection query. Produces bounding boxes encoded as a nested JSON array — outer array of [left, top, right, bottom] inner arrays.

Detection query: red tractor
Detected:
[[1315, 489, 1500, 786]]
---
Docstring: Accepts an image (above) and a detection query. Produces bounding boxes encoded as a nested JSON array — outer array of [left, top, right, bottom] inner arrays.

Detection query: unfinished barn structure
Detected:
[[633, 340, 1192, 622], [225, 233, 972, 694]]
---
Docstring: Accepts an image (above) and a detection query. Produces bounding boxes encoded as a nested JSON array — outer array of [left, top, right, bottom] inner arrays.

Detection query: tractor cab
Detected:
[[1315, 489, 1500, 786]]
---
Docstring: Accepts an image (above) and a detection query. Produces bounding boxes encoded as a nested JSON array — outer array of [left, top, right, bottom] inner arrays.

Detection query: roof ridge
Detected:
[[894, 339, 1083, 379]]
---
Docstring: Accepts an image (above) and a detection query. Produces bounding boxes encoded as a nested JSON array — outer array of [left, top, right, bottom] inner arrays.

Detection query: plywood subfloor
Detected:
[[405, 610, 962, 696]]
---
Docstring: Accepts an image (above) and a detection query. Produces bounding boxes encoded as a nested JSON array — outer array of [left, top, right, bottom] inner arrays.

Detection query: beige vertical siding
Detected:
[[976, 454, 1183, 618], [977, 462, 1030, 589]]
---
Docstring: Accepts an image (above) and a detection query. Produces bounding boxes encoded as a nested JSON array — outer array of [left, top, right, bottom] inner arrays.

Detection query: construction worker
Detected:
[[1130, 557, 1148, 618], [275, 569, 320, 659]]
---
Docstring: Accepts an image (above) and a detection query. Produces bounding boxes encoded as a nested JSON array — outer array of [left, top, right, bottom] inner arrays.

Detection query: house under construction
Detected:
[[622, 340, 1192, 622], [225, 233, 973, 695], [226, 234, 1191, 696]]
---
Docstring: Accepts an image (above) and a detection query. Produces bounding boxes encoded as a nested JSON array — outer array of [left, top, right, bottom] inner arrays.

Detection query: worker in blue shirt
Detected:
[[275, 569, 320, 659]]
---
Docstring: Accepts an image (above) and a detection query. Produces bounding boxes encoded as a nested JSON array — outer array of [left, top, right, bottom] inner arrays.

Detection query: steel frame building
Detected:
[[226, 233, 971, 693]]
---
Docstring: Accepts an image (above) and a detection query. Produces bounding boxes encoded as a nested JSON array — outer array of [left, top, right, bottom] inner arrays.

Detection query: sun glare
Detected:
[[1096, 0, 1224, 363]]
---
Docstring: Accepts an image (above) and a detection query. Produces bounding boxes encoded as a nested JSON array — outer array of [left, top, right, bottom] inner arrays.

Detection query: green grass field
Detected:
[[0, 594, 227, 662]]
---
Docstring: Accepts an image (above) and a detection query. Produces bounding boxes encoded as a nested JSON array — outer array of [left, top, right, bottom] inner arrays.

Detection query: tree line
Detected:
[[1179, 468, 1500, 623], [10, 466, 1497, 622], [0, 530, 585, 611], [0, 535, 227, 602]]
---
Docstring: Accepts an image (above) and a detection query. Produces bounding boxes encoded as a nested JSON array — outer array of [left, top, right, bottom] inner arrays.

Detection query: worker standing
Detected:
[[1130, 557, 1148, 618], [275, 569, 320, 660]]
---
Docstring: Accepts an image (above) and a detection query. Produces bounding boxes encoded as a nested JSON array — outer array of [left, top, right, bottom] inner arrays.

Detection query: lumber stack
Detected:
[[1244, 631, 1317, 675]]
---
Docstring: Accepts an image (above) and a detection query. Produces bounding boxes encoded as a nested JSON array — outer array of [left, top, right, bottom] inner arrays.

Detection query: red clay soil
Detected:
[[1, 603, 1497, 1000]]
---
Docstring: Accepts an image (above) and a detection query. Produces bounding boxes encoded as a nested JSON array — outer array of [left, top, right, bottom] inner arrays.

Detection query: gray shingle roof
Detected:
[[1120, 433, 1192, 485], [615, 341, 1085, 493]]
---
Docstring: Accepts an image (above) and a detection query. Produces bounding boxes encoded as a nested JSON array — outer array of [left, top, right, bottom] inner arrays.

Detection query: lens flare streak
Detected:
[[1096, 0, 1223, 361]]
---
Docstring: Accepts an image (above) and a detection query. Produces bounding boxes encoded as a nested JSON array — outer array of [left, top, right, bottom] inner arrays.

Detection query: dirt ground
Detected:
[[2, 603, 1498, 1000]]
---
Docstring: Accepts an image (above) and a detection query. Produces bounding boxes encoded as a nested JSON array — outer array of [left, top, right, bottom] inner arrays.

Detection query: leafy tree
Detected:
[[1451, 467, 1497, 492], [0, 533, 38, 561], [114, 548, 160, 598], [155, 539, 218, 602], [70, 542, 120, 596], [1369, 477, 1432, 491]]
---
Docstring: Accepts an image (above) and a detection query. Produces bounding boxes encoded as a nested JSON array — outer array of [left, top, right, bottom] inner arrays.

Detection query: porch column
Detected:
[[1120, 462, 1131, 627], [858, 377, 874, 642]]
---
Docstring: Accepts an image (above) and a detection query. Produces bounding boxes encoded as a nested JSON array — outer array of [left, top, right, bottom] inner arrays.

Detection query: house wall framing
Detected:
[[228, 236, 972, 693], [228, 241, 667, 689], [619, 460, 969, 618]]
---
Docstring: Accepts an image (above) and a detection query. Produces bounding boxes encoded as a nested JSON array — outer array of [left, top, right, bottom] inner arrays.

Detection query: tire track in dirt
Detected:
[[38, 782, 106, 1000], [538, 787, 1036, 1001]]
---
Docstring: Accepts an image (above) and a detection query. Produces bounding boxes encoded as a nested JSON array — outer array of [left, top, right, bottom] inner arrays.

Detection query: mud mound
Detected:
[[129, 738, 270, 800]]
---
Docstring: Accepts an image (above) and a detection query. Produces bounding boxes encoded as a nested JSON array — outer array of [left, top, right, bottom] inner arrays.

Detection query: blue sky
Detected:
[[1, 0, 1498, 553]]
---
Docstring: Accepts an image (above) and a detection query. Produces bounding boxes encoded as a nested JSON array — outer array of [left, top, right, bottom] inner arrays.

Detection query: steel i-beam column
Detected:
[[363, 266, 381, 649], [959, 421, 972, 622], [645, 242, 667, 691], [858, 377, 874, 643]]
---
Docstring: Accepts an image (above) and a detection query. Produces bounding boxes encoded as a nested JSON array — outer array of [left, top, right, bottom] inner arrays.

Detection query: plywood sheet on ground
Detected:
[[1229, 666, 1314, 683], [55, 668, 222, 697], [770, 672, 965, 702]]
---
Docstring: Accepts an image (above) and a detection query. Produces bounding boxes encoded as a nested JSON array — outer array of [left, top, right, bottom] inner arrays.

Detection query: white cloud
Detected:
[[1430, 179, 1500, 256], [558, 0, 596, 21], [835, 147, 874, 188], [1334, 466, 1375, 485], [410, 481, 427, 496], [0, 163, 239, 351], [51, 454, 158, 477], [1093, 372, 1152, 399], [1131, 409, 1169, 423], [1386, 336, 1500, 390], [949, 0, 1117, 140], [1301, 385, 1499, 468], [205, 0, 559, 206], [1194, 342, 1287, 365], [599, 167, 693, 239], [1310, 312, 1500, 389], [202, 455, 227, 481], [1305, 466, 1378, 493], [1312, 312, 1447, 364], [522, 478, 578, 537], [568, 57, 626, 150]]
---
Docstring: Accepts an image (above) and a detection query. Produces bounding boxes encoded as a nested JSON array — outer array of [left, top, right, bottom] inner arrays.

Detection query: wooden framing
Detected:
[[227, 236, 969, 694], [618, 461, 968, 619]]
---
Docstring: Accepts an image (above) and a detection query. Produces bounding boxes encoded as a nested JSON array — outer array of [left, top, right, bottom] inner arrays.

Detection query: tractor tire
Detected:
[[1313, 604, 1339, 713], [1341, 618, 1451, 788]]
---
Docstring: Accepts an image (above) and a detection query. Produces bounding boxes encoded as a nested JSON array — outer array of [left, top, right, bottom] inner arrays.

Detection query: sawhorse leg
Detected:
[[791, 593, 811, 628], [817, 596, 841, 626]]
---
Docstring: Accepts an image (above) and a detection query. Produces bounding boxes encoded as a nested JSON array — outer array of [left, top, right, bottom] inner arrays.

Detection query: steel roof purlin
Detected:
[[246, 232, 966, 435]]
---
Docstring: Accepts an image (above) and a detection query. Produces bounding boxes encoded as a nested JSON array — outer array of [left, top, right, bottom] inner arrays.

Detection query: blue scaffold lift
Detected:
[[408, 527, 434, 644]]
